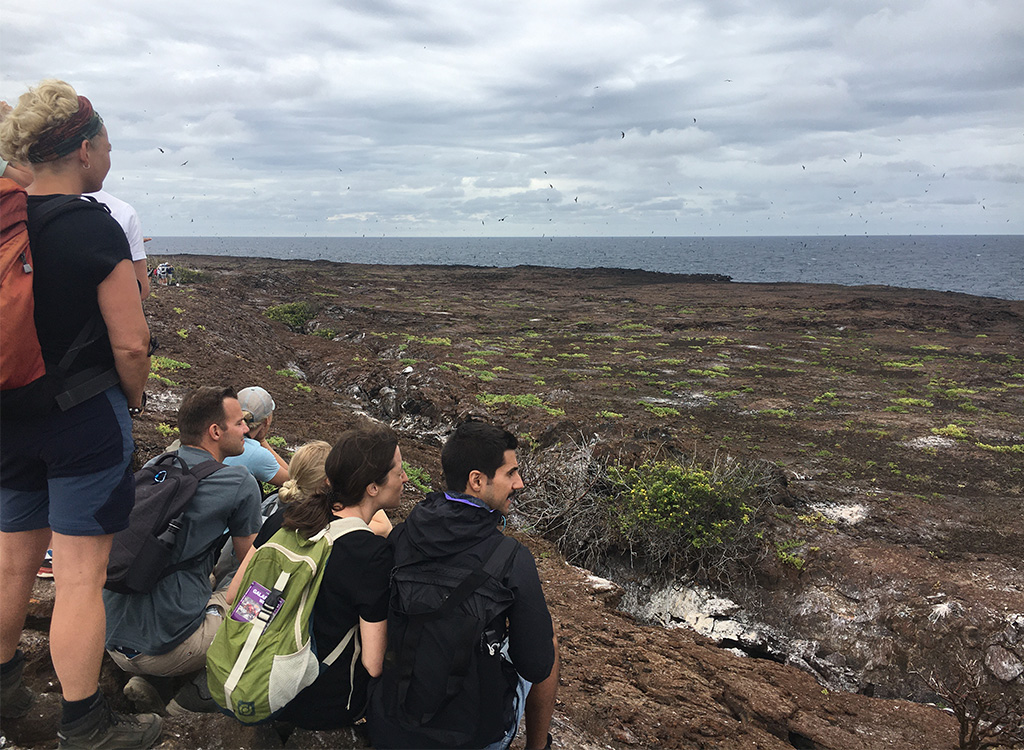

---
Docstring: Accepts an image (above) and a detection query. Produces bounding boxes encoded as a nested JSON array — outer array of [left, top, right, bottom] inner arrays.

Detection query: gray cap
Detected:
[[238, 386, 276, 423]]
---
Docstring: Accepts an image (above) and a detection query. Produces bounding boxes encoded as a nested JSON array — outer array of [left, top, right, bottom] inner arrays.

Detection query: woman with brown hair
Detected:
[[226, 422, 405, 731], [0, 80, 155, 749]]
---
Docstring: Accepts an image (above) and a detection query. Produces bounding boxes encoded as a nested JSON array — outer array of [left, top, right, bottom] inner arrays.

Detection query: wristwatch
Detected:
[[129, 391, 147, 417]]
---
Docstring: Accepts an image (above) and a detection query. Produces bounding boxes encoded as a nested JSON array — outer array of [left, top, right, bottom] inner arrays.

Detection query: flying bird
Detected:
[[621, 131, 625, 138], [158, 147, 164, 153], [181, 160, 188, 166]]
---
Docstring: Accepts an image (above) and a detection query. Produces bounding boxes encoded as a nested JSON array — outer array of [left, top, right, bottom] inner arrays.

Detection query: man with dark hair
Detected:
[[102, 386, 262, 714], [369, 421, 559, 750]]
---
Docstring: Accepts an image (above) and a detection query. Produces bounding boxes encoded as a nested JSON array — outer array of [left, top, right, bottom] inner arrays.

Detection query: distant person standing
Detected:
[[0, 100, 33, 187], [85, 189, 149, 298]]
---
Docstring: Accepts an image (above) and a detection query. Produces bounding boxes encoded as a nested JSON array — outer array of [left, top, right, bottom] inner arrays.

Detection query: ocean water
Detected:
[[147, 235, 1023, 300]]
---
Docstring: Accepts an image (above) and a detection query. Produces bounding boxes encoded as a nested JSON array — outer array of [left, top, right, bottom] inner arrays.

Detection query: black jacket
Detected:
[[368, 491, 555, 748]]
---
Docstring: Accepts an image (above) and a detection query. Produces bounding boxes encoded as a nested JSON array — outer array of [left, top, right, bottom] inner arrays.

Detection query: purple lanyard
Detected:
[[443, 492, 493, 511]]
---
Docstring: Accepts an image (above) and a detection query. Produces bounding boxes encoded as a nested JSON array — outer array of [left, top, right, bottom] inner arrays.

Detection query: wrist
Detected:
[[128, 391, 147, 417]]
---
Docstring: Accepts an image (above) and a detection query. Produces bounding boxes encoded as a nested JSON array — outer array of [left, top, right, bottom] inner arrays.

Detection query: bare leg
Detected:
[[524, 634, 560, 750], [0, 528, 52, 663], [49, 532, 113, 701]]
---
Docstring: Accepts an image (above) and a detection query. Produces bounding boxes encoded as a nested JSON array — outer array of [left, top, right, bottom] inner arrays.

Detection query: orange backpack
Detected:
[[0, 177, 46, 390], [1, 180, 118, 417]]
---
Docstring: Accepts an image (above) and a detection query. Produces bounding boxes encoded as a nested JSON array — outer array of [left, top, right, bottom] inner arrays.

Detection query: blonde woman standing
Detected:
[[0, 80, 155, 750]]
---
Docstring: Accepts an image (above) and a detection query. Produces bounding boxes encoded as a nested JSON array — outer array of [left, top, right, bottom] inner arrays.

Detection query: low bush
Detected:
[[264, 302, 315, 333], [518, 440, 781, 585]]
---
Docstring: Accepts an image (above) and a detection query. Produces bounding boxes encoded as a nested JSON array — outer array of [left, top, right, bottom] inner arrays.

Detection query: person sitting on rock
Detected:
[[367, 420, 559, 750], [103, 386, 263, 715], [223, 424, 406, 734], [222, 386, 289, 493]]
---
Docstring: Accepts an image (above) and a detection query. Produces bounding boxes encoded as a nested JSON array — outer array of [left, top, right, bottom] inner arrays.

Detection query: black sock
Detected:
[[1, 649, 24, 674], [62, 690, 103, 725]]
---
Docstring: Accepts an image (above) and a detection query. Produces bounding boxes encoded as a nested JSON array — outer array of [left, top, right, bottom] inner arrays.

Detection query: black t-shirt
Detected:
[[27, 195, 130, 376], [254, 510, 392, 728]]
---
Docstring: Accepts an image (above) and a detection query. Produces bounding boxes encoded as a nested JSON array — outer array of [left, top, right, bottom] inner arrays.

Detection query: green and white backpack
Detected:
[[206, 516, 370, 724]]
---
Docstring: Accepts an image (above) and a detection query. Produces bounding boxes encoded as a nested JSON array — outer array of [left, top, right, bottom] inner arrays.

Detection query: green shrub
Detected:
[[600, 457, 772, 580], [264, 302, 315, 333], [173, 267, 207, 284]]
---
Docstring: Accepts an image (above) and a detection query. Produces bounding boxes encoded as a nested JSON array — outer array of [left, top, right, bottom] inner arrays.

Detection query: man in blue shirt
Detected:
[[222, 386, 288, 491]]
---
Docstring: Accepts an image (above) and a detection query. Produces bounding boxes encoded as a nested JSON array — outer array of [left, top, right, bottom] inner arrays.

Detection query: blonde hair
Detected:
[[0, 79, 82, 164], [277, 440, 331, 506]]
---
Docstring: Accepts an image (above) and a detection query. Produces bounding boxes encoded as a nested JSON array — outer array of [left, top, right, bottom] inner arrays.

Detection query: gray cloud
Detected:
[[2, 0, 1021, 236]]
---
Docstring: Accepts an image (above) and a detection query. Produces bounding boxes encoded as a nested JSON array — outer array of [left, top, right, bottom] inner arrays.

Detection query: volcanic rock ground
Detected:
[[4, 255, 1023, 749]]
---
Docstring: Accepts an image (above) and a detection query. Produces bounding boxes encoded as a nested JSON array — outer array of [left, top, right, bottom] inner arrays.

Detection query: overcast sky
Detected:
[[3, 0, 1022, 237]]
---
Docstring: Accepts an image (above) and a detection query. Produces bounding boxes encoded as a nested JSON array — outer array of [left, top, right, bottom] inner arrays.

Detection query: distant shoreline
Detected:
[[147, 252, 1023, 302], [144, 235, 1024, 301]]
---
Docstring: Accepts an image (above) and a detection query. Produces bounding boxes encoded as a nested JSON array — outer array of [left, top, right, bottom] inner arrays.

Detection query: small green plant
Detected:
[[477, 393, 564, 416], [148, 373, 178, 387], [264, 302, 315, 333], [152, 356, 191, 372], [173, 307, 184, 315], [975, 443, 1023, 454], [639, 403, 680, 417], [775, 539, 807, 569], [176, 328, 188, 339], [293, 383, 312, 393], [266, 436, 288, 449], [403, 463, 432, 494], [760, 408, 795, 419], [813, 391, 841, 406], [596, 411, 624, 419], [155, 423, 178, 438], [885, 397, 933, 412], [277, 368, 302, 379], [932, 424, 970, 440], [311, 328, 336, 339]]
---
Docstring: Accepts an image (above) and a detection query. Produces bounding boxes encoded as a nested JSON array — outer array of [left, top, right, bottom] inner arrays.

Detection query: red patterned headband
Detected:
[[28, 95, 103, 163]]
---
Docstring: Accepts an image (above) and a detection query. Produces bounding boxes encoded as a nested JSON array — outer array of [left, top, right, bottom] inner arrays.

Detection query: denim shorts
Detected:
[[0, 386, 134, 535]]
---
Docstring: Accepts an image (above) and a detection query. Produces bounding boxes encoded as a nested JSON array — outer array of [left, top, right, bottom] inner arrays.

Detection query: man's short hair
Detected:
[[177, 386, 236, 446], [442, 421, 518, 493]]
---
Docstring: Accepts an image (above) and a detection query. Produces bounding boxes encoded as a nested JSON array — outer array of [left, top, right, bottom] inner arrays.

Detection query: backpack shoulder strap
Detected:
[[154, 456, 229, 579], [320, 515, 373, 543]]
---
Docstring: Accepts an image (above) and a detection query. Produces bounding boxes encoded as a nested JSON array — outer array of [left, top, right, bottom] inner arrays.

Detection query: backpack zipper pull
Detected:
[[19, 251, 32, 274]]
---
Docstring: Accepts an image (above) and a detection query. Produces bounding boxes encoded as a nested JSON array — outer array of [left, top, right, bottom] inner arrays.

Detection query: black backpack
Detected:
[[376, 535, 520, 748], [105, 452, 226, 594]]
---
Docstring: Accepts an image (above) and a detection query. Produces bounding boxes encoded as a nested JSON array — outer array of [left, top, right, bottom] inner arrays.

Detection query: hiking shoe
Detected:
[[166, 672, 218, 715], [123, 676, 166, 715], [0, 649, 35, 719], [57, 697, 161, 749], [37, 549, 54, 579]]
